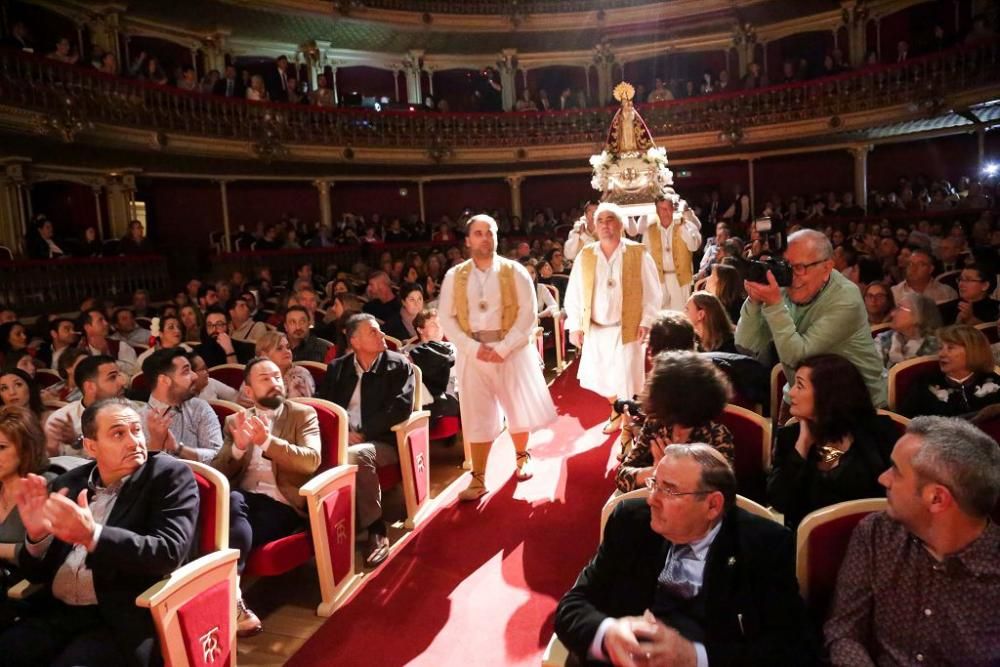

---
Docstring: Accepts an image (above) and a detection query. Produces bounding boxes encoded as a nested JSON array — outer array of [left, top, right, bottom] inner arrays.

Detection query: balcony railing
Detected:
[[1, 41, 998, 152], [350, 0, 658, 13], [0, 255, 170, 315]]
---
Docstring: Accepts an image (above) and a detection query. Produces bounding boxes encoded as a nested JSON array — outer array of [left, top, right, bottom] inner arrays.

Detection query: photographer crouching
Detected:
[[735, 229, 886, 423]]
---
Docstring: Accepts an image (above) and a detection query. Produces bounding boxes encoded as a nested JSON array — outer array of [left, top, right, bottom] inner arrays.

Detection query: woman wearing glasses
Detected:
[[939, 263, 999, 326], [615, 351, 734, 493], [873, 293, 941, 370], [767, 353, 895, 530]]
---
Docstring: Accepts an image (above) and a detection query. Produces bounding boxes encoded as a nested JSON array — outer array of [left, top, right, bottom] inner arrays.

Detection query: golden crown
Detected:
[[612, 82, 635, 103]]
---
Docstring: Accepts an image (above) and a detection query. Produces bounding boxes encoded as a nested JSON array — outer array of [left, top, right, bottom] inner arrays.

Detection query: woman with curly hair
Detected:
[[615, 351, 734, 493]]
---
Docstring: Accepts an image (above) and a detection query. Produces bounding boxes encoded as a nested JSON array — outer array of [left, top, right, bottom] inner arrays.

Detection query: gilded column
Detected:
[[218, 180, 232, 252], [417, 180, 426, 223], [849, 145, 871, 210], [497, 50, 518, 112], [403, 50, 424, 105], [506, 175, 524, 220], [0, 161, 29, 254], [106, 172, 137, 239], [592, 41, 616, 107], [314, 179, 333, 230], [732, 23, 756, 77]]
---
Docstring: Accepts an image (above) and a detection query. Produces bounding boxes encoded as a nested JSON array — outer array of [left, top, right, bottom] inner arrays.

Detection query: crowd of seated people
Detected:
[[0, 161, 996, 663]]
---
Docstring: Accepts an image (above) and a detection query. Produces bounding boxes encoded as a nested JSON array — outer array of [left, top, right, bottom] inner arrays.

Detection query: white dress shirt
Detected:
[[230, 405, 287, 506], [564, 241, 663, 330]]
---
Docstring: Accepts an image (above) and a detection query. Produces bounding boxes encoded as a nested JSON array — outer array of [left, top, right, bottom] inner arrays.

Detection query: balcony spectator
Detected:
[[1, 21, 31, 52], [939, 264, 999, 326], [46, 37, 78, 64], [837, 191, 865, 217], [310, 73, 334, 106], [768, 354, 896, 530], [557, 87, 576, 111], [743, 62, 768, 89], [175, 65, 197, 92], [964, 14, 994, 45], [900, 324, 1000, 418], [120, 221, 154, 255], [646, 77, 674, 103], [891, 247, 958, 305], [715, 69, 732, 93], [515, 88, 537, 111], [874, 293, 941, 370], [214, 64, 244, 98], [698, 71, 716, 94], [24, 217, 66, 260], [96, 51, 118, 76], [76, 226, 102, 257], [286, 76, 305, 104], [895, 40, 910, 63], [780, 60, 798, 84], [246, 74, 268, 102], [266, 55, 291, 102], [538, 89, 552, 111], [825, 416, 1000, 667]]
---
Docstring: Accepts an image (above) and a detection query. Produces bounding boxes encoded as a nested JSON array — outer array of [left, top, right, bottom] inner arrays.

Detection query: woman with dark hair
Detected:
[[135, 315, 192, 369], [615, 351, 734, 493], [41, 348, 89, 403], [0, 405, 49, 613], [767, 354, 896, 529], [320, 293, 363, 357], [705, 262, 746, 325], [862, 282, 895, 325], [900, 324, 1000, 418], [939, 263, 999, 325], [0, 323, 28, 367], [1, 350, 37, 377], [685, 291, 737, 353], [384, 284, 424, 342], [0, 369, 49, 427]]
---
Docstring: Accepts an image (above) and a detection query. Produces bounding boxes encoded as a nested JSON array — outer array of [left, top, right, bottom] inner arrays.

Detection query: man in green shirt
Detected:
[[736, 229, 886, 414]]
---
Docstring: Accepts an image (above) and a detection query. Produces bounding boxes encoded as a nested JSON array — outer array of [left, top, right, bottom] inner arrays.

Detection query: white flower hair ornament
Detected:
[[974, 381, 1000, 398]]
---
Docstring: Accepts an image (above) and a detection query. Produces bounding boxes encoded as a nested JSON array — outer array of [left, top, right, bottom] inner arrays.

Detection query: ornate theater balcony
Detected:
[[0, 39, 998, 169]]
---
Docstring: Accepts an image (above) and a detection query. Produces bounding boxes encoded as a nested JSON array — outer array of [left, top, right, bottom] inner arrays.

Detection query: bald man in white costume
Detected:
[[565, 202, 662, 434], [438, 214, 557, 501]]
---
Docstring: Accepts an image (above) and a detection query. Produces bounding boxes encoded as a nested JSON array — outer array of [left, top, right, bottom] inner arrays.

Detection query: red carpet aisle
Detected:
[[288, 362, 618, 666]]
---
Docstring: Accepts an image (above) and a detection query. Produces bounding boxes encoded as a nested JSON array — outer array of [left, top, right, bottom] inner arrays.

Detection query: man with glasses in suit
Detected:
[[556, 444, 816, 666]]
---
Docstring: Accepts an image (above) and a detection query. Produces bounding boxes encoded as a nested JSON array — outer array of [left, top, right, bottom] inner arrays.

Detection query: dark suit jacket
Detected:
[[265, 65, 290, 103], [19, 453, 198, 665], [212, 77, 246, 98], [318, 350, 414, 445], [555, 501, 816, 666]]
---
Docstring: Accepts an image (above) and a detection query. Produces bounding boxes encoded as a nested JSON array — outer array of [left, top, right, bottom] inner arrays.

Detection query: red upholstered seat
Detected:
[[130, 371, 150, 395], [34, 369, 61, 389], [193, 470, 221, 556], [770, 364, 786, 426], [245, 532, 313, 576], [429, 415, 461, 441], [377, 465, 403, 490], [208, 364, 246, 391], [887, 355, 939, 411], [717, 405, 771, 504], [796, 499, 887, 617]]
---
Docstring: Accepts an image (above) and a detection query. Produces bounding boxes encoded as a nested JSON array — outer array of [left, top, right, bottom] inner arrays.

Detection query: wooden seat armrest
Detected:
[[391, 410, 432, 433], [299, 463, 358, 500], [7, 579, 43, 600], [135, 549, 240, 609]]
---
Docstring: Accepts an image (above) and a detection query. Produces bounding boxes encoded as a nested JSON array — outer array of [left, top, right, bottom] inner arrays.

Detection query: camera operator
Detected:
[[735, 230, 886, 422], [474, 67, 502, 112]]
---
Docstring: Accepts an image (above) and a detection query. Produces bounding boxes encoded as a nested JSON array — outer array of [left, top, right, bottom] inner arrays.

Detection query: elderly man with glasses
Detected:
[[736, 229, 886, 421], [556, 444, 816, 666]]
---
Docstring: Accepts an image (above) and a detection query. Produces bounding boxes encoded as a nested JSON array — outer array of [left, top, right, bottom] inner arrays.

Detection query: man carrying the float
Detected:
[[564, 202, 662, 434], [438, 214, 557, 501], [637, 188, 703, 311]]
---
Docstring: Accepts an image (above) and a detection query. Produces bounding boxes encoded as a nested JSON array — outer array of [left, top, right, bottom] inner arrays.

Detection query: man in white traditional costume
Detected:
[[564, 202, 662, 433], [635, 189, 703, 311], [564, 200, 598, 261], [438, 214, 557, 501]]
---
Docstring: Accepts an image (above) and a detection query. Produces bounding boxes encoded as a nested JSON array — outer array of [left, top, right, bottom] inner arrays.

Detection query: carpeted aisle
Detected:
[[287, 361, 618, 666]]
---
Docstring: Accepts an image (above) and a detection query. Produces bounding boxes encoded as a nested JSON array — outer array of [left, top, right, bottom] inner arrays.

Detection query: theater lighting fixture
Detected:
[[982, 162, 999, 177]]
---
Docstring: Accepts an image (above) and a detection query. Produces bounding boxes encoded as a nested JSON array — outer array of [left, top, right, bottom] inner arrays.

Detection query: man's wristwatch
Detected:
[[176, 442, 185, 457]]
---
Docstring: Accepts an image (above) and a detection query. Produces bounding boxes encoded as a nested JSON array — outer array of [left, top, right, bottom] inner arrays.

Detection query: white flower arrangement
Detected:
[[644, 146, 668, 165], [929, 385, 952, 403], [589, 151, 613, 168], [974, 381, 1000, 398], [150, 317, 161, 339]]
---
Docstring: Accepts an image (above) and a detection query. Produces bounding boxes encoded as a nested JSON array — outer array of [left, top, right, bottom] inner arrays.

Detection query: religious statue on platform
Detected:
[[604, 82, 653, 155]]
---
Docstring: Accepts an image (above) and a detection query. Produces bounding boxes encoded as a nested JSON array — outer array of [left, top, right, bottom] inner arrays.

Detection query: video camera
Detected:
[[747, 256, 793, 287]]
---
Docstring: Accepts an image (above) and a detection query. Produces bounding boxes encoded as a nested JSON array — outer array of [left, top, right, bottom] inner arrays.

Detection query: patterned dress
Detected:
[[615, 418, 735, 493]]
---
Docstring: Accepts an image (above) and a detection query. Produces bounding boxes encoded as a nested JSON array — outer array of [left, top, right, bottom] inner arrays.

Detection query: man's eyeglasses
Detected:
[[645, 477, 709, 499], [206, 321, 228, 330], [789, 259, 828, 276]]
